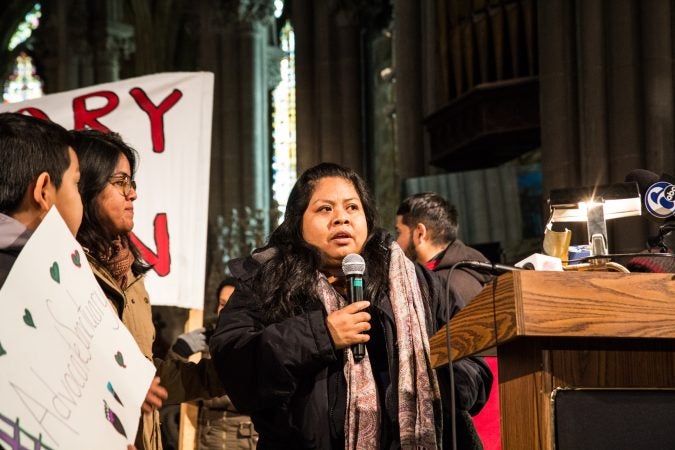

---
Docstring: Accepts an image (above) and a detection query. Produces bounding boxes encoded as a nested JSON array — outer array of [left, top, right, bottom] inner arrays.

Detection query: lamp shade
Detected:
[[549, 182, 641, 223]]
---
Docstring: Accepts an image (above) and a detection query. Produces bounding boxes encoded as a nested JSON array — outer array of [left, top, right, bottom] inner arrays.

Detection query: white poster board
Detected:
[[0, 208, 155, 449], [0, 72, 214, 309]]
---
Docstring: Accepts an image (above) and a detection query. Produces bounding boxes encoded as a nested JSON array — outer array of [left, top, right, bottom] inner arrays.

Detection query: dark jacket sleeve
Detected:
[[416, 265, 493, 415], [447, 269, 488, 310], [155, 355, 226, 405], [208, 278, 338, 414]]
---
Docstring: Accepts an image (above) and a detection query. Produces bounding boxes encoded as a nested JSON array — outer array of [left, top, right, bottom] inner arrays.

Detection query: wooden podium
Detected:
[[430, 271, 675, 450]]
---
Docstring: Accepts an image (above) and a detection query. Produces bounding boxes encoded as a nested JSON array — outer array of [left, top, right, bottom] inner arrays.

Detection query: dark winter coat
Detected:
[[0, 213, 32, 289], [432, 240, 494, 309], [210, 246, 492, 449]]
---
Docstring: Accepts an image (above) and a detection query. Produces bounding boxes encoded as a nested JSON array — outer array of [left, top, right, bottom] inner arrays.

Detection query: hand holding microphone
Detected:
[[325, 300, 370, 352], [325, 254, 370, 362]]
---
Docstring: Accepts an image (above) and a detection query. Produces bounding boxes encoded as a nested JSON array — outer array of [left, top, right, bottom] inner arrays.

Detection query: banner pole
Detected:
[[178, 308, 204, 450]]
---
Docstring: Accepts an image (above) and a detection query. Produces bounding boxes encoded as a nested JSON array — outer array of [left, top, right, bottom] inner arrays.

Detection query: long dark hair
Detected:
[[256, 162, 392, 323], [71, 129, 149, 275]]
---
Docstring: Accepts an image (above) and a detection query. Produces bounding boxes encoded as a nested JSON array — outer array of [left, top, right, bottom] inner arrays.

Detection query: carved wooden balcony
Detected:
[[425, 76, 540, 172]]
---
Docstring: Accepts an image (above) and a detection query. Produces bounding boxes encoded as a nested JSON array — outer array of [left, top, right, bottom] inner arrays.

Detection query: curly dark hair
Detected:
[[70, 129, 150, 275], [255, 162, 392, 323]]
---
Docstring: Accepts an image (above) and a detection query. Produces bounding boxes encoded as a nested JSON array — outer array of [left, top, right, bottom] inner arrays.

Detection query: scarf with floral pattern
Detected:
[[318, 243, 441, 449]]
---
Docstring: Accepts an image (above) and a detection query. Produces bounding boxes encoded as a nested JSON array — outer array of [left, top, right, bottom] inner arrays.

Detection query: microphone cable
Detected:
[[443, 262, 496, 450], [444, 261, 462, 450], [444, 261, 513, 450]]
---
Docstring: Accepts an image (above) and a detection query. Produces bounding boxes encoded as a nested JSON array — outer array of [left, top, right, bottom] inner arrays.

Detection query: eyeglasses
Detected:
[[109, 174, 137, 197]]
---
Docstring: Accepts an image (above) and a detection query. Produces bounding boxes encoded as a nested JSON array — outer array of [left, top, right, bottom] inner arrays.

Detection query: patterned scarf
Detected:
[[97, 237, 134, 289], [318, 243, 442, 450]]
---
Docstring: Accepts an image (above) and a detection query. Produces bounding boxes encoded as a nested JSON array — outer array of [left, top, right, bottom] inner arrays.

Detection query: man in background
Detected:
[[396, 192, 501, 450], [395, 192, 492, 307]]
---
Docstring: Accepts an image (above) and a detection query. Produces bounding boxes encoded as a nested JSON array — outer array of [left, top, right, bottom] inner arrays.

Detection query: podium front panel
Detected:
[[553, 389, 675, 450]]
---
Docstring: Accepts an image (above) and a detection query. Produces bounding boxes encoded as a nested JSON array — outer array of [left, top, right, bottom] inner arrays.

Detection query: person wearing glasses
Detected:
[[71, 129, 224, 450]]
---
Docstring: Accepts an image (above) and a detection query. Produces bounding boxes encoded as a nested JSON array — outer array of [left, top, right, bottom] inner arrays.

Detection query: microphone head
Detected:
[[625, 169, 659, 192], [342, 253, 365, 276]]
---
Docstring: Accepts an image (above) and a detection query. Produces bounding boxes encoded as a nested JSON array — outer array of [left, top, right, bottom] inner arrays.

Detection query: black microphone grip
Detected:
[[461, 260, 528, 273], [346, 274, 366, 362]]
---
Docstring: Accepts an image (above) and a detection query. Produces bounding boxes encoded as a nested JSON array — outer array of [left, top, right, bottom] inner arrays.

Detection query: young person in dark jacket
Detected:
[[396, 192, 493, 309], [210, 163, 492, 449]]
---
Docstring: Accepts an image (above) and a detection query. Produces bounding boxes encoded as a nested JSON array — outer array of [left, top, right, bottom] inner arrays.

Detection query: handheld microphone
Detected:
[[342, 253, 366, 362], [457, 260, 533, 274]]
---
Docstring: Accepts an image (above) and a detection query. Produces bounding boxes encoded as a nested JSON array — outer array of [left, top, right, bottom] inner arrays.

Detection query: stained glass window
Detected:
[[3, 52, 44, 103], [271, 20, 297, 222], [4, 3, 44, 104], [8, 3, 42, 51], [274, 0, 284, 19]]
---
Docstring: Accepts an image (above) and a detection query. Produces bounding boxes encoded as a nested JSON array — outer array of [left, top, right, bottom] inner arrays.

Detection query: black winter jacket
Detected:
[[432, 240, 493, 309], [210, 247, 492, 449]]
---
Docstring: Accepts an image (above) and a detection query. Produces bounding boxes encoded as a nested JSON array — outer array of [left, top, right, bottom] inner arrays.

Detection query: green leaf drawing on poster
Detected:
[[49, 262, 60, 283], [114, 351, 126, 368], [23, 309, 36, 328]]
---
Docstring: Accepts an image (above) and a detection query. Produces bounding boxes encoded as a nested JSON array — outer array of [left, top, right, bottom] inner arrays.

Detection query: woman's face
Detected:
[[217, 285, 235, 315], [302, 176, 368, 271], [96, 154, 137, 236]]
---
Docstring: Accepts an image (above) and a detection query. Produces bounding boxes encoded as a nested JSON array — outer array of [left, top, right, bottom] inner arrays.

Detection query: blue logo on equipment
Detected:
[[645, 181, 675, 218]]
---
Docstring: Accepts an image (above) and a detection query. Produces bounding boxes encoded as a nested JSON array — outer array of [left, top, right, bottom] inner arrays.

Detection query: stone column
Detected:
[[40, 0, 134, 88], [393, 0, 425, 180], [94, 0, 134, 83], [292, 0, 367, 174], [32, 0, 89, 92], [335, 7, 365, 171], [96, 24, 134, 82], [197, 0, 275, 225], [239, 20, 266, 215]]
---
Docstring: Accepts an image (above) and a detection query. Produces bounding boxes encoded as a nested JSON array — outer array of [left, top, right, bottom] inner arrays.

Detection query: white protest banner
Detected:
[[0, 207, 155, 449], [0, 72, 214, 309]]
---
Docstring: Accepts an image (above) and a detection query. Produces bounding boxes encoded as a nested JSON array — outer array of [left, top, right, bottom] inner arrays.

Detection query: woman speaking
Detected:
[[210, 163, 491, 449]]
